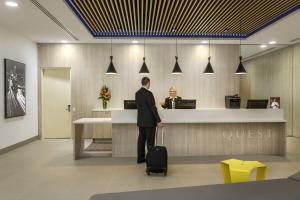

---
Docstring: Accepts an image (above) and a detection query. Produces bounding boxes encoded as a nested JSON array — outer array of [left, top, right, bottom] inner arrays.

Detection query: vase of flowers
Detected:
[[98, 85, 111, 110]]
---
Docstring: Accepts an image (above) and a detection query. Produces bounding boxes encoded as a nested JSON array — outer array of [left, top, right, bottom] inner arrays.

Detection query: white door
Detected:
[[42, 68, 71, 138]]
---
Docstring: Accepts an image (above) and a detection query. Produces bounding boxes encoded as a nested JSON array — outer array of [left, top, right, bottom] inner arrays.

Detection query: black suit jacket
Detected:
[[162, 96, 182, 109], [135, 87, 161, 127]]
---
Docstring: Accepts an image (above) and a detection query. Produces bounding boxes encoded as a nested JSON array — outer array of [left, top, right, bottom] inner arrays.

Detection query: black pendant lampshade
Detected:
[[172, 56, 182, 74], [172, 38, 183, 74], [139, 57, 150, 74], [106, 56, 117, 74], [203, 56, 214, 74], [235, 20, 247, 75], [203, 40, 214, 74], [235, 56, 247, 74], [139, 38, 150, 74], [106, 39, 117, 75]]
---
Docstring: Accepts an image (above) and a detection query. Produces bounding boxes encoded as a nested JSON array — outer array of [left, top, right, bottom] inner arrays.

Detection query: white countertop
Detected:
[[73, 118, 111, 124], [110, 109, 286, 123], [82, 108, 286, 124], [92, 108, 123, 112]]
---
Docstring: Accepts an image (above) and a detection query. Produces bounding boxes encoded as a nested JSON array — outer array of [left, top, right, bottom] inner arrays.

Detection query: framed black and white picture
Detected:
[[270, 97, 280, 109], [4, 59, 26, 118]]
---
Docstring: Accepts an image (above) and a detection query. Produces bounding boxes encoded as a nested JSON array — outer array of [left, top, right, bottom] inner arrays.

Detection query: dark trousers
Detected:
[[137, 127, 156, 162]]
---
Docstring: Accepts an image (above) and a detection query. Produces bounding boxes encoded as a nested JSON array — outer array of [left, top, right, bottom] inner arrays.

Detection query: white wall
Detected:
[[0, 26, 38, 149]]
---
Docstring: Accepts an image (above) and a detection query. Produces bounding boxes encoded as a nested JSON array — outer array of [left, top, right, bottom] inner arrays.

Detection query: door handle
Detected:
[[65, 105, 71, 112]]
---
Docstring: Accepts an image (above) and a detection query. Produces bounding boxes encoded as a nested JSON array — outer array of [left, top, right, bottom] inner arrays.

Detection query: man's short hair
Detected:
[[141, 77, 150, 86]]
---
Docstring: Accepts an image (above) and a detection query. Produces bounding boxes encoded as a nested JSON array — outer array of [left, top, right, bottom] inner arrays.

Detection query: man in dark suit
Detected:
[[161, 86, 182, 109], [135, 77, 164, 164]]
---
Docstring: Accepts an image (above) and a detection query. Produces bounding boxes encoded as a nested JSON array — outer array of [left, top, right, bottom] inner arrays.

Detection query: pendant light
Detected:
[[235, 20, 247, 74], [172, 38, 183, 74], [203, 40, 214, 74], [139, 38, 150, 74], [106, 38, 117, 74]]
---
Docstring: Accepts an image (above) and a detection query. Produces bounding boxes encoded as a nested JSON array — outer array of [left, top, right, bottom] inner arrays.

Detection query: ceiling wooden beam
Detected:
[[67, 0, 300, 38]]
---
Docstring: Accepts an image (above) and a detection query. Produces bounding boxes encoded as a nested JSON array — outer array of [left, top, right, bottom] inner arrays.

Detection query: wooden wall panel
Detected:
[[293, 44, 300, 138], [241, 47, 294, 136], [38, 43, 240, 137]]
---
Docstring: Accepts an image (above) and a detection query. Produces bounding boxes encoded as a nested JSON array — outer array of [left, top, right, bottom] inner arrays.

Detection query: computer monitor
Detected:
[[225, 95, 241, 109], [246, 99, 269, 109], [124, 100, 137, 109], [175, 99, 196, 109]]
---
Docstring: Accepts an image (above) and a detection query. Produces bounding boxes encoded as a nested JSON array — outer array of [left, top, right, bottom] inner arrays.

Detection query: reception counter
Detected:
[[109, 109, 286, 157], [74, 109, 286, 159]]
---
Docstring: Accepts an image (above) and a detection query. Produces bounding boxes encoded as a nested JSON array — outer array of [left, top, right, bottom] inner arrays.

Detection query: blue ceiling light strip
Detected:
[[246, 3, 300, 38], [93, 32, 247, 39], [65, 0, 96, 37]]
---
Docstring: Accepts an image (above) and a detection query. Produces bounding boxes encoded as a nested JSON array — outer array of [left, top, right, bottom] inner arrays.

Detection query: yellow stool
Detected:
[[220, 159, 267, 183]]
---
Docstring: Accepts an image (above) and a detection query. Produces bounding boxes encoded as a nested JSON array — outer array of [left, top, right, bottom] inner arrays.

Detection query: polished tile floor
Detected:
[[0, 139, 300, 200]]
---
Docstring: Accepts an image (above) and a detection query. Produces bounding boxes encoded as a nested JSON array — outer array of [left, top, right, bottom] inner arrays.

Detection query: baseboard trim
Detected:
[[287, 136, 300, 139], [0, 135, 40, 155]]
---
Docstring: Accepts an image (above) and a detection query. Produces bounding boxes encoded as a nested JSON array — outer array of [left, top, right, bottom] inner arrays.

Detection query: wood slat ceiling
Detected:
[[66, 0, 300, 38]]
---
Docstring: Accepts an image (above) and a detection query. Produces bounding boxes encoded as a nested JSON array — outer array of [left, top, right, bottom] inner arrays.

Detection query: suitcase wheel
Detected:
[[146, 169, 150, 176], [164, 170, 167, 176]]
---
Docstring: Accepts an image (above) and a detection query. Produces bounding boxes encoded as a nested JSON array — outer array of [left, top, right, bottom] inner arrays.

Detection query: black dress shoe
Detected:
[[137, 159, 146, 164]]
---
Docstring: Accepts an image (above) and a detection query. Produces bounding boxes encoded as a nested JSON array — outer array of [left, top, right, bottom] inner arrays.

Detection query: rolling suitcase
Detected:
[[146, 127, 168, 176]]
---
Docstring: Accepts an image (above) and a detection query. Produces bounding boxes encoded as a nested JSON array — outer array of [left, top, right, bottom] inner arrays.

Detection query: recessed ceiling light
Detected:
[[5, 1, 18, 7], [61, 40, 68, 43], [201, 41, 209, 44], [269, 41, 277, 44], [260, 44, 267, 48], [132, 40, 138, 44]]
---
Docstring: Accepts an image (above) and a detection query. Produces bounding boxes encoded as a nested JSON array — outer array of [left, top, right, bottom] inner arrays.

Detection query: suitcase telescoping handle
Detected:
[[155, 127, 164, 146]]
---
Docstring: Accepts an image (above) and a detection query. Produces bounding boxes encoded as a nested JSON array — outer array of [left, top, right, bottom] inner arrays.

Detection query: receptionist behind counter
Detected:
[[161, 86, 182, 109]]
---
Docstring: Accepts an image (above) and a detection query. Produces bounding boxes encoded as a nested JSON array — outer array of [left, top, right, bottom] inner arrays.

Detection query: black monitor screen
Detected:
[[175, 99, 196, 109], [124, 100, 137, 109], [246, 99, 268, 109]]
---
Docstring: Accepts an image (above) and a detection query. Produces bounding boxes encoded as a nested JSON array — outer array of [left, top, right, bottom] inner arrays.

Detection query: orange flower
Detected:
[[98, 85, 111, 101]]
